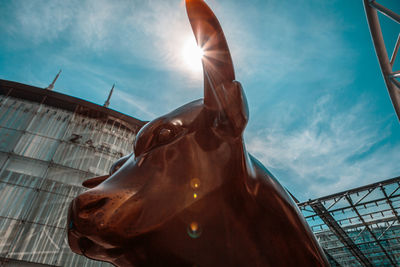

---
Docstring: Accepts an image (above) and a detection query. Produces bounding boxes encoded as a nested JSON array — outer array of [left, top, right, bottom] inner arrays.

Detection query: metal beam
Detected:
[[388, 182, 400, 197], [390, 76, 400, 90], [376, 220, 396, 240], [369, 1, 400, 24], [390, 34, 400, 66], [310, 201, 373, 266], [324, 248, 342, 267], [363, 0, 400, 121], [380, 185, 400, 223], [300, 176, 400, 205], [389, 70, 400, 78], [345, 195, 397, 266], [303, 191, 400, 219]]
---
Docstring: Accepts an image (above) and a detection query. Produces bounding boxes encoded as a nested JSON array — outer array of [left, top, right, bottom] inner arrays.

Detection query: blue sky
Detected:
[[0, 0, 399, 201]]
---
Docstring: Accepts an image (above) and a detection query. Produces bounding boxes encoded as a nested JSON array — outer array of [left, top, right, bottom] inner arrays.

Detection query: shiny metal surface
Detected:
[[68, 0, 329, 266]]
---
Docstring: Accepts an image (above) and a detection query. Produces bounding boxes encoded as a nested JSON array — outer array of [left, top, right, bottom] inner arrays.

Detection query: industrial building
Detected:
[[0, 79, 145, 266]]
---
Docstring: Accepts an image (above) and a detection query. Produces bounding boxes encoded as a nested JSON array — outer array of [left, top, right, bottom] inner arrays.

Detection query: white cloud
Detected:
[[246, 95, 399, 200], [11, 0, 77, 43], [10, 0, 198, 74], [73, 0, 120, 49], [208, 0, 353, 83], [8, 0, 351, 83]]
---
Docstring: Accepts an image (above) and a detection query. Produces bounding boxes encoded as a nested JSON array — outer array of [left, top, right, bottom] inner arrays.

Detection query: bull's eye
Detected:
[[134, 124, 185, 157], [157, 128, 174, 143]]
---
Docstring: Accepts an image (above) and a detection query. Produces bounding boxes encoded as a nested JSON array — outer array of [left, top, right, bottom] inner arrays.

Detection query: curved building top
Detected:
[[0, 79, 147, 130]]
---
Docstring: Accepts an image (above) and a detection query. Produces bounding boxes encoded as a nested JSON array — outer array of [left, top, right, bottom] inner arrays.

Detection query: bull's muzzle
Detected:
[[70, 188, 110, 225], [67, 192, 125, 260]]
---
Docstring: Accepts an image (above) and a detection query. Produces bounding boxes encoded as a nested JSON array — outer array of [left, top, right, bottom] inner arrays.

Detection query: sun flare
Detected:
[[182, 38, 204, 72]]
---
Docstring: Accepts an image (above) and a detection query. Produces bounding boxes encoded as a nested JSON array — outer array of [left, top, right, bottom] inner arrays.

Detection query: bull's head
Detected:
[[68, 1, 329, 266]]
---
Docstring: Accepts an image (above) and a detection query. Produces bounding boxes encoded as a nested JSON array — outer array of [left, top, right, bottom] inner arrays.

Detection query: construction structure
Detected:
[[363, 0, 400, 120], [299, 176, 400, 266]]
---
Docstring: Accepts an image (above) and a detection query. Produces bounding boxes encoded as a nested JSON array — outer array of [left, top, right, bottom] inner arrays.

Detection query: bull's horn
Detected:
[[186, 0, 235, 109]]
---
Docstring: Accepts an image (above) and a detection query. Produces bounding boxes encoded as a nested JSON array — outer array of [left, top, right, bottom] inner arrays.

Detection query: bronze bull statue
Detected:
[[67, 0, 329, 266]]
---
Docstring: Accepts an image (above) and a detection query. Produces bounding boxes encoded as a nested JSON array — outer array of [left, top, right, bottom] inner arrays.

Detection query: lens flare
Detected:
[[182, 38, 204, 72], [187, 221, 202, 238], [190, 178, 201, 189]]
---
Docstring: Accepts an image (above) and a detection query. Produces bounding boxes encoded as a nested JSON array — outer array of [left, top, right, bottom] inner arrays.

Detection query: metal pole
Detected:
[[363, 0, 400, 121], [369, 1, 400, 24], [390, 34, 400, 66]]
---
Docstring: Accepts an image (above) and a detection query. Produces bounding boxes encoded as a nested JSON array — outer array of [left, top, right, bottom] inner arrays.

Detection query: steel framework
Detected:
[[363, 0, 400, 121], [298, 176, 400, 266]]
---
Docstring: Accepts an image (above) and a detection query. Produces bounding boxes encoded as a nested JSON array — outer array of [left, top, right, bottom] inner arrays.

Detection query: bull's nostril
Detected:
[[80, 197, 109, 212]]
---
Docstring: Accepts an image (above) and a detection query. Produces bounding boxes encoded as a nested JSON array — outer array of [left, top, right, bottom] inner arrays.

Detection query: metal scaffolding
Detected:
[[363, 0, 400, 121], [298, 176, 400, 266]]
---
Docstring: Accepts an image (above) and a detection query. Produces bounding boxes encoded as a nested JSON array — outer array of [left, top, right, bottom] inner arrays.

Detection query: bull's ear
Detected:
[[186, 0, 249, 136], [82, 175, 109, 189]]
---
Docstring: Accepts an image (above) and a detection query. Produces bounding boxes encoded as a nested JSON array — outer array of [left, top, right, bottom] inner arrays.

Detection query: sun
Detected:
[[182, 37, 204, 72]]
